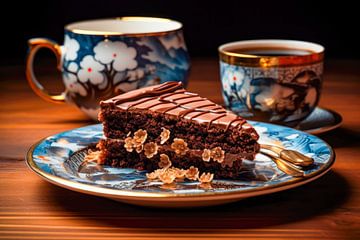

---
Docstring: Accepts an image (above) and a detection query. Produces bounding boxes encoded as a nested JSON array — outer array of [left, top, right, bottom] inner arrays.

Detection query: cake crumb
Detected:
[[84, 150, 101, 163], [199, 183, 213, 189], [202, 149, 211, 162], [160, 127, 171, 144]]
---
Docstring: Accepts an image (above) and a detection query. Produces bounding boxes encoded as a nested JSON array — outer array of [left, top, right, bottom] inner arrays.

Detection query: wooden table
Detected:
[[0, 59, 359, 239]]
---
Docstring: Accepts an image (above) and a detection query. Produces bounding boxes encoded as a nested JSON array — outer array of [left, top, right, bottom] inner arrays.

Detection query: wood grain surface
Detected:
[[0, 59, 359, 239]]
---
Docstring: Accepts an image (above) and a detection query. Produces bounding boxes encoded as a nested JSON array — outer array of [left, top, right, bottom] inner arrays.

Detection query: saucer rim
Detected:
[[299, 107, 342, 134]]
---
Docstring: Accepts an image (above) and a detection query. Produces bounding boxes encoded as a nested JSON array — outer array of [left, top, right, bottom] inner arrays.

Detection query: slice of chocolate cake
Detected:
[[97, 81, 259, 179]]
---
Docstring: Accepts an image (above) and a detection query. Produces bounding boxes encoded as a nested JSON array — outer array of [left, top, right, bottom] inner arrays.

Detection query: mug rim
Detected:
[[65, 16, 183, 36], [219, 39, 324, 67]]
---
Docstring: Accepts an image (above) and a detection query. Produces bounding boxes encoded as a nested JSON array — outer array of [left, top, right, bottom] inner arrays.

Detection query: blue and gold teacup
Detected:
[[219, 39, 324, 126], [26, 17, 190, 120]]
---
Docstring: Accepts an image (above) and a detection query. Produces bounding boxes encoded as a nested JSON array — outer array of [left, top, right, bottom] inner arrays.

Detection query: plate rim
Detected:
[[26, 122, 336, 202]]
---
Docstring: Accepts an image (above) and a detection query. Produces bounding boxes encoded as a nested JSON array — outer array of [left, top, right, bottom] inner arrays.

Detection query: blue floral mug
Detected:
[[26, 17, 190, 120], [219, 39, 324, 126]]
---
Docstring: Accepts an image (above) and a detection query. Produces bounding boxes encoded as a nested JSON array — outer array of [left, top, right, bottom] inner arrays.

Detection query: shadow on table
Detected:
[[47, 118, 95, 125], [44, 170, 351, 229], [319, 127, 360, 148]]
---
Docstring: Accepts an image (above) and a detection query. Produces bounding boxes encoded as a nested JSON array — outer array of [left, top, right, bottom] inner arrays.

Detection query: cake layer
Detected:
[[100, 82, 258, 138], [100, 108, 259, 154], [97, 139, 254, 179]]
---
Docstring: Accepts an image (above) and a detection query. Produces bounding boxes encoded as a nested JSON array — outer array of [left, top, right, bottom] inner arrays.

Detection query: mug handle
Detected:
[[26, 38, 65, 103]]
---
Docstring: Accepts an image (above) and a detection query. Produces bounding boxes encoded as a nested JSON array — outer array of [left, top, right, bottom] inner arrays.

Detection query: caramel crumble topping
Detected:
[[146, 164, 213, 186], [158, 154, 172, 169], [133, 129, 147, 146], [202, 149, 211, 162], [144, 142, 159, 158], [118, 126, 221, 187], [158, 170, 176, 184], [199, 172, 214, 183], [171, 138, 189, 155], [135, 144, 143, 153], [173, 167, 187, 179], [145, 171, 158, 180], [123, 129, 148, 153], [124, 137, 134, 152], [211, 147, 225, 163], [185, 166, 199, 180]]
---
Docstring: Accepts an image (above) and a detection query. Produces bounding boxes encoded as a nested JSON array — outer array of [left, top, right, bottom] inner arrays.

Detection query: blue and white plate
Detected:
[[26, 122, 335, 207]]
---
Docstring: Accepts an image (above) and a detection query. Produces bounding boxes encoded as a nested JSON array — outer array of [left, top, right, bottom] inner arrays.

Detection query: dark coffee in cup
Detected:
[[227, 47, 314, 56]]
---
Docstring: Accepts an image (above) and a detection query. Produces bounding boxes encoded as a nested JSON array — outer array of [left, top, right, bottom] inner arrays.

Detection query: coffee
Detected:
[[227, 47, 314, 56]]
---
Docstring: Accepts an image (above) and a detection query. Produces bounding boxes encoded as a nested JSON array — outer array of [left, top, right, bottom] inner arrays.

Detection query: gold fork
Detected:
[[260, 144, 314, 177], [260, 151, 305, 177], [261, 144, 314, 167]]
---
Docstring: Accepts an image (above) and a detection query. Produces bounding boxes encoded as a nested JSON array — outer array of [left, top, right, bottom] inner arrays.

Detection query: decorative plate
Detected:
[[26, 122, 335, 207]]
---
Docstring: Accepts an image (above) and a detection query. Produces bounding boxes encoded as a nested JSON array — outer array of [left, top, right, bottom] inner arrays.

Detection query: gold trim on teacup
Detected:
[[219, 40, 324, 67], [65, 17, 183, 37]]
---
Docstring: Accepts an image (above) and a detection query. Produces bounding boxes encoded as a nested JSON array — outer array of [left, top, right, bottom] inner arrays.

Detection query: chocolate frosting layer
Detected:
[[102, 81, 256, 134]]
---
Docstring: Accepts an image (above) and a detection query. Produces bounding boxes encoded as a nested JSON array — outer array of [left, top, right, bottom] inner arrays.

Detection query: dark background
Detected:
[[1, 0, 359, 65]]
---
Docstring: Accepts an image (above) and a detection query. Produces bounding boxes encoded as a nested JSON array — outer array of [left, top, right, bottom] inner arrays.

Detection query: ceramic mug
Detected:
[[219, 39, 324, 126], [26, 17, 190, 120]]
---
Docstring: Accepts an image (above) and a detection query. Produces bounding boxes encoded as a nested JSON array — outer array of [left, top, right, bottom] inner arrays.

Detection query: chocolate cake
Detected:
[[97, 81, 259, 179]]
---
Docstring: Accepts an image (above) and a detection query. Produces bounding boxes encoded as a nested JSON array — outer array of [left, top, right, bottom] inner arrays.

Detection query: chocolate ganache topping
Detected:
[[102, 81, 255, 132]]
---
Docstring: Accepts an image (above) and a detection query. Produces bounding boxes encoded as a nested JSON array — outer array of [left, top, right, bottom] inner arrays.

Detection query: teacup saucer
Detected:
[[296, 107, 342, 134]]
